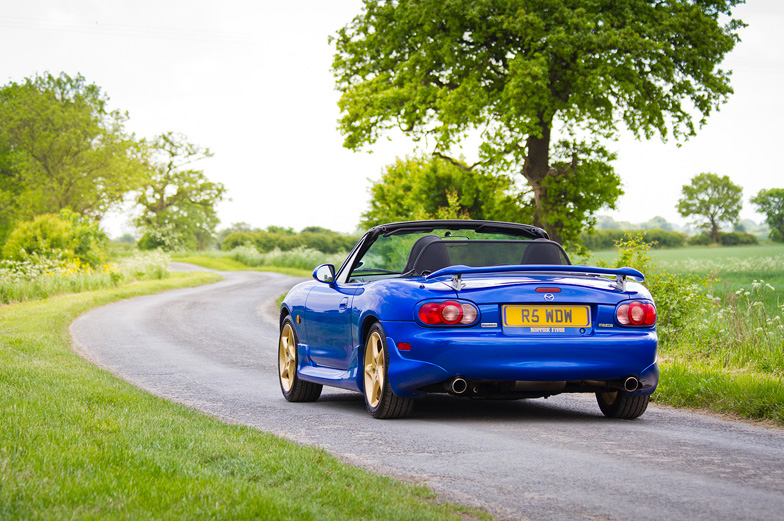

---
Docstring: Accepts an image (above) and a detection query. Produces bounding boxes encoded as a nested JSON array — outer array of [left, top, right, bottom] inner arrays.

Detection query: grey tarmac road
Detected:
[[70, 266, 784, 521]]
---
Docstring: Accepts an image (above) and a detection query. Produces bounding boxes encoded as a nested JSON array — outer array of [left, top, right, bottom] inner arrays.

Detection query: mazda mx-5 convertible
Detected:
[[278, 220, 658, 419]]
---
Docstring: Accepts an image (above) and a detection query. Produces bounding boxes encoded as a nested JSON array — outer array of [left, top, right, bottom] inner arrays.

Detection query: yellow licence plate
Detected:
[[502, 305, 591, 328]]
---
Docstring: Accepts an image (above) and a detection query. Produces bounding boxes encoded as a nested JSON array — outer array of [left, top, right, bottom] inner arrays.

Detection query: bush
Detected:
[[688, 231, 759, 246], [580, 228, 686, 250], [687, 233, 713, 246], [137, 224, 188, 252], [641, 229, 687, 248], [1, 210, 107, 266], [227, 245, 346, 271], [221, 232, 255, 250], [221, 230, 360, 254], [719, 231, 758, 246], [602, 235, 713, 334]]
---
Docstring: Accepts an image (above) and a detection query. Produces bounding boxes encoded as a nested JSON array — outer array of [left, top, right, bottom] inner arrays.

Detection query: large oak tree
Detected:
[[332, 0, 744, 243]]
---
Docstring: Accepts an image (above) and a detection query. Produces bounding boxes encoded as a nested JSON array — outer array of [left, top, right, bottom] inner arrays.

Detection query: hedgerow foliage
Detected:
[[222, 228, 358, 254], [601, 235, 713, 335], [581, 228, 687, 250], [1, 210, 107, 266]]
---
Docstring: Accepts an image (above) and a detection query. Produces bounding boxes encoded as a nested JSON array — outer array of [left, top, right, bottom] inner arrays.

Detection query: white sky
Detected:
[[1, 0, 781, 236]]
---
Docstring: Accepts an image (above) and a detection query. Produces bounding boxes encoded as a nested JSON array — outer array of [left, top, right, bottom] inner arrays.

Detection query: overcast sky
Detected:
[[1, 0, 781, 236]]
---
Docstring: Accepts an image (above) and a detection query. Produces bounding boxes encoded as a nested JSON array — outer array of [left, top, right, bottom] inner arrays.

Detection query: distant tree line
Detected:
[[580, 229, 758, 251], [221, 225, 359, 254]]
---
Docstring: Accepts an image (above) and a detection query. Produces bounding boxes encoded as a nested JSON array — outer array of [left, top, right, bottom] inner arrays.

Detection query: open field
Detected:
[[0, 271, 485, 520], [589, 243, 784, 267], [590, 243, 784, 314]]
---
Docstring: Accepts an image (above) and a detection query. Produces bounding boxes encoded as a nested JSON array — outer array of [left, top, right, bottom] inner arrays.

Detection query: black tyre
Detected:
[[278, 316, 322, 402], [363, 323, 414, 419], [596, 390, 650, 419]]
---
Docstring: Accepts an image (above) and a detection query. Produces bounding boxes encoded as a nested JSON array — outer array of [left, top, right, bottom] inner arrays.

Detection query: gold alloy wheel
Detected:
[[364, 331, 385, 408], [279, 323, 296, 393]]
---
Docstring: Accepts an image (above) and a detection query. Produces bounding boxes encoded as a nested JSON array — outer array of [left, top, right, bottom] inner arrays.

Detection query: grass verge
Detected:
[[655, 359, 784, 424], [174, 254, 311, 277], [0, 272, 486, 520]]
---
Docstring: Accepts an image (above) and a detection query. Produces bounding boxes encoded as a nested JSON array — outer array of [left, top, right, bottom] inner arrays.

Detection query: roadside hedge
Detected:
[[222, 230, 359, 254], [580, 229, 686, 250]]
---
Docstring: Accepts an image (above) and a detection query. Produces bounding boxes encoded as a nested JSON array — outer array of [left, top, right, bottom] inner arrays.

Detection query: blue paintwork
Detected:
[[280, 223, 659, 401]]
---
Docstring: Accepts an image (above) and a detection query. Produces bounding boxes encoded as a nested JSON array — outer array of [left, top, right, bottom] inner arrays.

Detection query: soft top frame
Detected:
[[366, 220, 549, 240]]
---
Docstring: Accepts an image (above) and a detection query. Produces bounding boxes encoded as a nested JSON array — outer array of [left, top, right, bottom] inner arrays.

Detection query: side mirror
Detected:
[[312, 264, 336, 284]]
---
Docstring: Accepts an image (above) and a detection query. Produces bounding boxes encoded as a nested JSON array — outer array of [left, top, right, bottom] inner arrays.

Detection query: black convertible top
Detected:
[[367, 220, 549, 240]]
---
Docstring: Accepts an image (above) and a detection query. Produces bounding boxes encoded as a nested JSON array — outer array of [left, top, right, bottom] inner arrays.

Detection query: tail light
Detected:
[[616, 301, 656, 326], [418, 301, 479, 326]]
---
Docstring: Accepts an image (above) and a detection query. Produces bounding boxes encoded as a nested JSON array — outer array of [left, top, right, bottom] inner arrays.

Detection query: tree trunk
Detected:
[[521, 122, 563, 244], [710, 220, 720, 244]]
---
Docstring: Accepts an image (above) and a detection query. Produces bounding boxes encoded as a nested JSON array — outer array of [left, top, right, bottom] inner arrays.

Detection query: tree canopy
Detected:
[[0, 72, 145, 243], [135, 133, 226, 251], [751, 188, 784, 243], [361, 155, 521, 227], [677, 173, 743, 243], [332, 0, 744, 243]]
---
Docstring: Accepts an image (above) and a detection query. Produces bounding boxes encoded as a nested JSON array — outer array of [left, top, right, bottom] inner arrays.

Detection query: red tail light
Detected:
[[418, 301, 479, 326], [616, 301, 656, 326]]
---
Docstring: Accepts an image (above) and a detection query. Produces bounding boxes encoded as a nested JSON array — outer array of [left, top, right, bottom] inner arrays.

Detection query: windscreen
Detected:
[[346, 230, 566, 282]]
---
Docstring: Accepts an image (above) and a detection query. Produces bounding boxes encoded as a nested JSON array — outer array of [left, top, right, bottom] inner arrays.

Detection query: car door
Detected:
[[303, 282, 360, 370]]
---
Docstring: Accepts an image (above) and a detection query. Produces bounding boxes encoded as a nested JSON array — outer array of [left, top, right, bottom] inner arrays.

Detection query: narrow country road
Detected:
[[70, 266, 784, 521]]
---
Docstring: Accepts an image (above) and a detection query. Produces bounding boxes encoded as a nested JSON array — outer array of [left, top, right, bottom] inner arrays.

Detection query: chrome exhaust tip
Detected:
[[449, 377, 468, 395], [623, 376, 640, 392]]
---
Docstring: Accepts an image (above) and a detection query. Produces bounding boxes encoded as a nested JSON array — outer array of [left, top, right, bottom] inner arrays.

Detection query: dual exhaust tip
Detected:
[[447, 376, 640, 394]]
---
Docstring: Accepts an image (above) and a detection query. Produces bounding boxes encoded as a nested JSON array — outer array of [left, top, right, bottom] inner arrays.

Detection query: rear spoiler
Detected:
[[424, 264, 645, 292]]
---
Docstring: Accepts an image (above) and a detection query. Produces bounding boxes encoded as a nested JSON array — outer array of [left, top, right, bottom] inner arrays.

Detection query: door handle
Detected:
[[339, 297, 349, 309]]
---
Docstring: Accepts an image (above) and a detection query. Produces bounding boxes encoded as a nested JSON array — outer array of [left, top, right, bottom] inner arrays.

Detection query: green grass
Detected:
[[589, 243, 784, 315], [174, 254, 311, 277], [0, 272, 486, 520], [655, 359, 784, 423], [1, 251, 171, 305]]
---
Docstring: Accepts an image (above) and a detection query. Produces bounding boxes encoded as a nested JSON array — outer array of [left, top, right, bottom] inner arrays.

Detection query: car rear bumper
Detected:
[[381, 320, 659, 398]]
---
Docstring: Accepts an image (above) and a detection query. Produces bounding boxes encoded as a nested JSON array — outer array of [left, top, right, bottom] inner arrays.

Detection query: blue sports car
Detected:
[[278, 220, 658, 419]]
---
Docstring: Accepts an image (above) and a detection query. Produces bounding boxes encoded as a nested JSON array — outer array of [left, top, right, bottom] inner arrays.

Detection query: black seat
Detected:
[[520, 239, 570, 265], [403, 235, 451, 275]]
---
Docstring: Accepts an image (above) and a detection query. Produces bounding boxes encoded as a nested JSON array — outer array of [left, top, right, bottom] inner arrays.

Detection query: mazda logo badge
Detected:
[[544, 293, 555, 301]]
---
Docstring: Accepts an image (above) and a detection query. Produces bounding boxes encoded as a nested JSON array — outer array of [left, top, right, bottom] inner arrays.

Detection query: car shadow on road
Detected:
[[315, 390, 607, 424]]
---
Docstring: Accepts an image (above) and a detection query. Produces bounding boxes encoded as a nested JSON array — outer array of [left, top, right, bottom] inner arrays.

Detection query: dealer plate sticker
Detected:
[[502, 305, 591, 333]]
